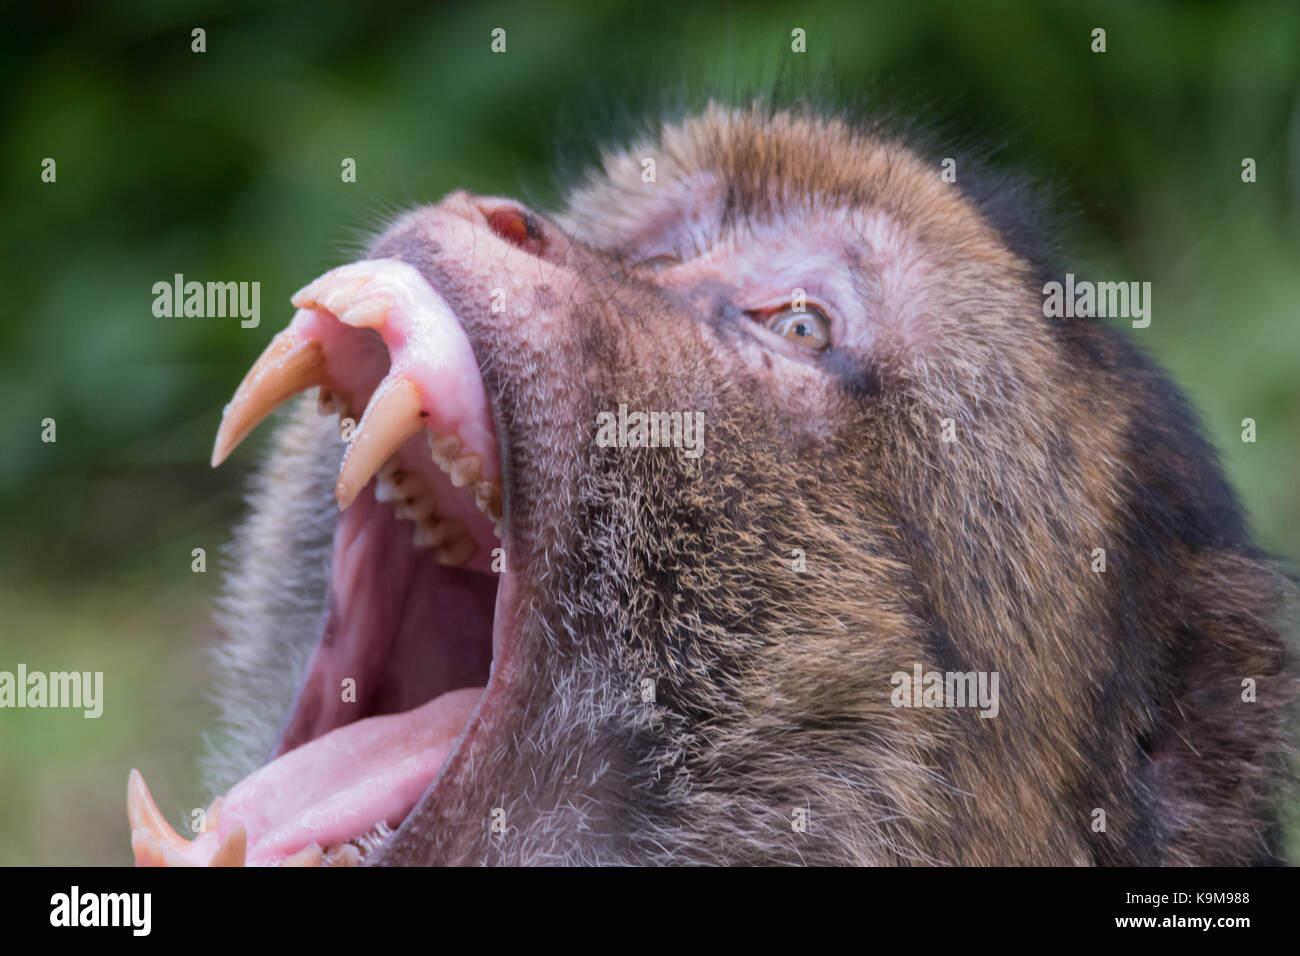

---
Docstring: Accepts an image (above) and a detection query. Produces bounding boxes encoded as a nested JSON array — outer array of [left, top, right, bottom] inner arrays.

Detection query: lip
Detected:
[[129, 258, 525, 867]]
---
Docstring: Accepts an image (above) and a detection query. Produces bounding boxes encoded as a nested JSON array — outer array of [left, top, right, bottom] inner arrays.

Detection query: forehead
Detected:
[[558, 104, 1003, 265]]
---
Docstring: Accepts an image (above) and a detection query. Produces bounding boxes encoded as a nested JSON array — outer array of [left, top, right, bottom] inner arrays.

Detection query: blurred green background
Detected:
[[1, 0, 1297, 865]]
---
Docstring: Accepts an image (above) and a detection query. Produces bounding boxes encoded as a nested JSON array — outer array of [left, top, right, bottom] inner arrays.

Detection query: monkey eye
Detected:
[[752, 304, 832, 352]]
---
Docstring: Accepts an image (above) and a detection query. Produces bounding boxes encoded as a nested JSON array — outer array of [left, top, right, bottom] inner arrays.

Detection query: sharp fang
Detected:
[[450, 453, 481, 488], [130, 829, 162, 867], [208, 827, 247, 867], [212, 331, 327, 467], [435, 534, 477, 567], [126, 769, 191, 859], [282, 843, 324, 867], [336, 376, 424, 509]]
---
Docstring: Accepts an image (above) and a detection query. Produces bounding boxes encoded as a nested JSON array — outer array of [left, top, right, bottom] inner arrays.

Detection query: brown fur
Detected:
[[215, 104, 1294, 865]]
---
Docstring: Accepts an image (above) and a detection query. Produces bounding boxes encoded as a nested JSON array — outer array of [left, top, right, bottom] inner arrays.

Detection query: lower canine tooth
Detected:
[[208, 827, 247, 867], [126, 769, 191, 861]]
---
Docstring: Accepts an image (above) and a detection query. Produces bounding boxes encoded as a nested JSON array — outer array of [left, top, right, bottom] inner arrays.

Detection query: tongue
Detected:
[[155, 687, 482, 866]]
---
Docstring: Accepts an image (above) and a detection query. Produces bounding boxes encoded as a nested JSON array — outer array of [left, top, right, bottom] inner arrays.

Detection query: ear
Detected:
[[1137, 549, 1294, 865]]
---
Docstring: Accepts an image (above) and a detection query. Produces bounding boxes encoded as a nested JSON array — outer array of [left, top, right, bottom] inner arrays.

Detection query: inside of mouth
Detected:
[[130, 264, 514, 867], [143, 406, 501, 867]]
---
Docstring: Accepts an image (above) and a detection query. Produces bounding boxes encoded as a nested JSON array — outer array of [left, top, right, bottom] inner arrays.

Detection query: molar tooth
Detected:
[[472, 480, 502, 522], [450, 453, 481, 488], [374, 475, 400, 503], [335, 376, 424, 510], [395, 493, 438, 521], [429, 433, 462, 469], [435, 535, 477, 568], [211, 330, 327, 467], [413, 517, 466, 551]]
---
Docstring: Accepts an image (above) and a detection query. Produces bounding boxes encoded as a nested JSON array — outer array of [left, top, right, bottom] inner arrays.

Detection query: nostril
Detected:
[[482, 203, 546, 255]]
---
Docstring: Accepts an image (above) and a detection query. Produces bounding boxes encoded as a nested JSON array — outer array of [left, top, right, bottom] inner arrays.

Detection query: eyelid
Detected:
[[634, 252, 683, 270]]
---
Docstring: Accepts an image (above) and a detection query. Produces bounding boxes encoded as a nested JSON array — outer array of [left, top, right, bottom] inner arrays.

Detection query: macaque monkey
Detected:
[[127, 103, 1292, 866]]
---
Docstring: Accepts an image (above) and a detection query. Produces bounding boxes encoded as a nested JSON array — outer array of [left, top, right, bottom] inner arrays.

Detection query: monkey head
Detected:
[[127, 104, 1292, 866]]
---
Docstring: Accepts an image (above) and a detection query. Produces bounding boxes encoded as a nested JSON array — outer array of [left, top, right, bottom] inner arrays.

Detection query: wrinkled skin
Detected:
[[208, 105, 1292, 866]]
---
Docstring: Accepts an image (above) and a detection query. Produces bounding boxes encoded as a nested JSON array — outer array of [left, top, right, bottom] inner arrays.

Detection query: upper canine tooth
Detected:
[[211, 329, 327, 467], [450, 453, 481, 488], [429, 433, 462, 469], [335, 376, 424, 510]]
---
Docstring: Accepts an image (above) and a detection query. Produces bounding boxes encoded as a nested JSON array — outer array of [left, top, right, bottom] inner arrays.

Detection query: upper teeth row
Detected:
[[320, 399, 502, 565]]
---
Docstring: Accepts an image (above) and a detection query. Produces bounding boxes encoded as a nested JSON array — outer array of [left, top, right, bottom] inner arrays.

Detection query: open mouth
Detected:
[[129, 259, 514, 867]]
